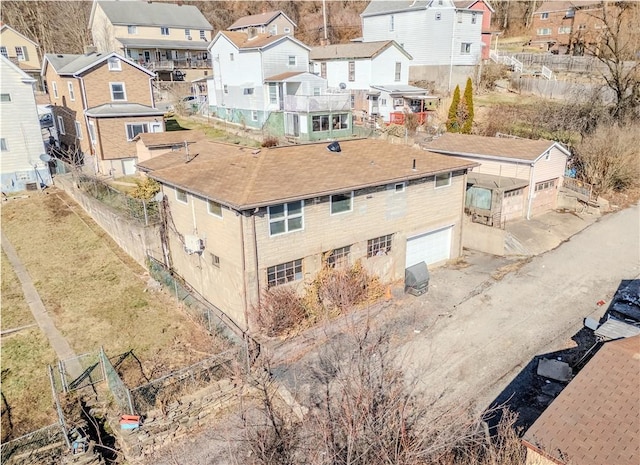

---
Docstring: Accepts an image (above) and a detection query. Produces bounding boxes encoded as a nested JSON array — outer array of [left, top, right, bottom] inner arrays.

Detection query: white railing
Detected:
[[490, 51, 523, 73], [541, 65, 555, 80], [283, 94, 351, 112]]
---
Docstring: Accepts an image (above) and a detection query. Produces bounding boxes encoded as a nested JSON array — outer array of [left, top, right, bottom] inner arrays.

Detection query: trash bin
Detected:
[[405, 262, 429, 296]]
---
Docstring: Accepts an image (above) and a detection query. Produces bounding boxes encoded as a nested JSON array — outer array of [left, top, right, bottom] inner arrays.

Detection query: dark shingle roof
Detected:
[[310, 41, 411, 60], [138, 138, 477, 209], [522, 336, 640, 465], [97, 1, 213, 29]]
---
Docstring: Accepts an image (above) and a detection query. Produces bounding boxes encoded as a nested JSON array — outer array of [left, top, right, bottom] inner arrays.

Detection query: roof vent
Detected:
[[327, 141, 341, 153]]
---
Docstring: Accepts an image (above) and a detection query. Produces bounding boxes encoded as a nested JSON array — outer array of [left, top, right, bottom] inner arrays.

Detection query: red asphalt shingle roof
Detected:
[[522, 335, 640, 465]]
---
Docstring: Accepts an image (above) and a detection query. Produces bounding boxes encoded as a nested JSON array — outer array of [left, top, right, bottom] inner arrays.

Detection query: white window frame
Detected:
[[243, 88, 254, 95], [185, 29, 191, 39], [537, 28, 552, 36], [160, 26, 170, 36], [541, 12, 549, 20], [128, 25, 137, 34], [390, 14, 395, 31], [0, 138, 8, 151], [326, 245, 351, 268], [0, 46, 7, 58], [200, 30, 206, 39], [57, 116, 66, 135], [288, 55, 297, 66], [229, 52, 234, 61], [269, 83, 277, 104], [558, 26, 572, 34], [67, 81, 76, 101], [175, 188, 188, 204], [320, 62, 327, 79], [88, 120, 97, 144], [52, 81, 59, 99], [110, 82, 127, 101], [367, 234, 393, 257], [0, 93, 11, 102], [348, 61, 355, 81], [15, 46, 25, 61], [330, 192, 353, 215], [284, 27, 291, 34], [74, 121, 83, 140], [394, 182, 405, 193], [125, 122, 149, 141], [251, 110, 258, 122], [394, 62, 401, 81], [207, 200, 223, 218], [472, 13, 477, 24], [460, 43, 472, 55], [435, 12, 442, 20], [268, 201, 304, 236], [435, 172, 452, 188], [108, 58, 121, 71], [267, 259, 303, 288]]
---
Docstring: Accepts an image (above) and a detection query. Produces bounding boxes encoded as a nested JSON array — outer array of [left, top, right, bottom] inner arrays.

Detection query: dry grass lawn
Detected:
[[1, 189, 232, 436]]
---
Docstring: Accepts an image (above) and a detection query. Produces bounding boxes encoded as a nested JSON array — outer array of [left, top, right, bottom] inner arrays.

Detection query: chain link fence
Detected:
[[74, 173, 160, 226], [101, 348, 134, 415], [56, 352, 104, 393], [0, 424, 67, 464]]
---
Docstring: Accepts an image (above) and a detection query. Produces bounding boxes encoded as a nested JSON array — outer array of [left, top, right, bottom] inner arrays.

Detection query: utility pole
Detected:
[[323, 0, 328, 42]]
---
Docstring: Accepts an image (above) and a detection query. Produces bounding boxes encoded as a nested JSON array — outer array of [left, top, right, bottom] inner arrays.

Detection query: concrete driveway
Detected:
[[400, 204, 640, 412]]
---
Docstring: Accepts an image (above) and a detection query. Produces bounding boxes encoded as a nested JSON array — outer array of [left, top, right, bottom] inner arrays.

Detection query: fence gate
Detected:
[[57, 352, 104, 393]]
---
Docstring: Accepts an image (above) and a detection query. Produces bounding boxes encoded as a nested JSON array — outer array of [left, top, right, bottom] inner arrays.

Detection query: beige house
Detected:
[[522, 335, 640, 465], [138, 138, 477, 330], [89, 1, 213, 81], [228, 10, 297, 37], [425, 133, 570, 223], [0, 23, 42, 88], [42, 51, 165, 176]]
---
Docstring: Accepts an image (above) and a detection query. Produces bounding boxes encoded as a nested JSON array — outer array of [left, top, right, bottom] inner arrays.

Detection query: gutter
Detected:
[[428, 149, 537, 165]]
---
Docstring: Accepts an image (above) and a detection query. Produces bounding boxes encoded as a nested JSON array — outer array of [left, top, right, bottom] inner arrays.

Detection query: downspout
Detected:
[[526, 162, 535, 220], [149, 74, 156, 108], [75, 74, 97, 172], [252, 212, 260, 306], [239, 211, 250, 331]]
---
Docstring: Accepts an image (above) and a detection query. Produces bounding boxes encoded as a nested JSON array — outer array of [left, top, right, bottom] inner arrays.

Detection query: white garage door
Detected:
[[406, 226, 452, 268]]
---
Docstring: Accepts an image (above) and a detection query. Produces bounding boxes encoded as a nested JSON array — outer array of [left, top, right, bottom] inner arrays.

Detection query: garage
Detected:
[[406, 226, 452, 268]]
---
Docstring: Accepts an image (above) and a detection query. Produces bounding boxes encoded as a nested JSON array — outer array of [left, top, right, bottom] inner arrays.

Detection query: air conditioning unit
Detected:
[[187, 36, 193, 40], [184, 235, 204, 254]]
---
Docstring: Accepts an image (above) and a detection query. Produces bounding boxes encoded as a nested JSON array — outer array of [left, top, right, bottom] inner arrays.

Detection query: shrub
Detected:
[[255, 286, 308, 337], [261, 136, 279, 148], [446, 85, 461, 132]]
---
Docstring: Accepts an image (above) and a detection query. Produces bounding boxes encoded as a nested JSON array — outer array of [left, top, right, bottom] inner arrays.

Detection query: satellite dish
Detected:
[[39, 153, 52, 162], [153, 191, 164, 202], [339, 82, 347, 90]]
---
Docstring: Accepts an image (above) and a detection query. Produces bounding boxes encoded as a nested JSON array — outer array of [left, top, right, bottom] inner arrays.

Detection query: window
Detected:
[[200, 30, 206, 39], [267, 259, 303, 288], [284, 27, 291, 34], [435, 12, 442, 20], [367, 234, 393, 257], [175, 188, 188, 203], [251, 110, 258, 121], [0, 46, 7, 58], [348, 61, 355, 81], [185, 29, 191, 39], [0, 93, 11, 102], [160, 27, 170, 35], [211, 253, 220, 268], [268, 201, 303, 235], [578, 24, 587, 30], [558, 26, 572, 34], [504, 188, 523, 198], [472, 13, 477, 24], [458, 13, 463, 23], [330, 114, 349, 130], [541, 12, 549, 19], [312, 115, 329, 132], [394, 98, 404, 106], [313, 87, 321, 96], [205, 200, 223, 217], [394, 62, 401, 81], [320, 62, 327, 79], [535, 180, 556, 192], [435, 172, 452, 188], [15, 46, 26, 61], [229, 53, 234, 61], [288, 55, 296, 66], [110, 82, 126, 101], [350, 94, 355, 109], [108, 58, 121, 71], [537, 28, 552, 36], [88, 121, 97, 143], [68, 82, 76, 101], [380, 98, 387, 106], [243, 88, 254, 95], [330, 192, 353, 215], [460, 43, 471, 54], [128, 25, 137, 34], [223, 84, 228, 94], [57, 116, 65, 135], [390, 14, 395, 31], [270, 24, 278, 35], [0, 138, 8, 151], [74, 121, 82, 140], [326, 246, 351, 268], [126, 122, 149, 141], [269, 83, 277, 104], [52, 81, 58, 99], [394, 182, 405, 193]]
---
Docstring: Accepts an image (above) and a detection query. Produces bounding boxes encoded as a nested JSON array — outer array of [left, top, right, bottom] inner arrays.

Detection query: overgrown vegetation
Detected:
[[255, 261, 385, 337], [129, 177, 161, 200]]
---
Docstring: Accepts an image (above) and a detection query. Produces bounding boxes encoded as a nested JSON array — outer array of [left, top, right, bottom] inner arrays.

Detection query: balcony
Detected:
[[283, 94, 351, 113], [140, 58, 210, 71]]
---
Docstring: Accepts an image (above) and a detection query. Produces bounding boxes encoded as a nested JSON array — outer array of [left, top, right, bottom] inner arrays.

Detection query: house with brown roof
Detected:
[[530, 1, 603, 54], [228, 11, 297, 37], [522, 335, 640, 465], [42, 51, 165, 176], [137, 138, 477, 330], [207, 30, 351, 141], [425, 133, 570, 223]]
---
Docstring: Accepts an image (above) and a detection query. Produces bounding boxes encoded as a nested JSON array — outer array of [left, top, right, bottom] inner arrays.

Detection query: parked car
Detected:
[[182, 95, 198, 103], [39, 113, 54, 128]]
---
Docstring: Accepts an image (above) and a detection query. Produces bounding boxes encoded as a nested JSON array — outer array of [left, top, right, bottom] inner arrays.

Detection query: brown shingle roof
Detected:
[[228, 11, 296, 30], [425, 133, 566, 163], [523, 336, 640, 465], [135, 130, 206, 147], [219, 30, 288, 49], [138, 139, 477, 210], [534, 1, 602, 14], [310, 41, 411, 60]]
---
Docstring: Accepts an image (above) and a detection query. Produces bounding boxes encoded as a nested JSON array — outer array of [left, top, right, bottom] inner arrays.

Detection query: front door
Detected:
[[143, 50, 151, 63]]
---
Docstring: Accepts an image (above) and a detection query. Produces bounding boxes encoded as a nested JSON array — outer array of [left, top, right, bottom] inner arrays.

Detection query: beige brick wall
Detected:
[[83, 61, 153, 107], [93, 115, 160, 160]]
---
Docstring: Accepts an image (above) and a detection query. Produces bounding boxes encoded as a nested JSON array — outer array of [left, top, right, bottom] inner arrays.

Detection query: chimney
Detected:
[[84, 45, 98, 55], [320, 38, 330, 46]]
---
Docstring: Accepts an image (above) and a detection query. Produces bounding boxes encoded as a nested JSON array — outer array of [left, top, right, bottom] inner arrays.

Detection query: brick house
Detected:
[[530, 1, 603, 54], [42, 51, 165, 176], [425, 133, 569, 222], [137, 138, 477, 330], [522, 335, 640, 465]]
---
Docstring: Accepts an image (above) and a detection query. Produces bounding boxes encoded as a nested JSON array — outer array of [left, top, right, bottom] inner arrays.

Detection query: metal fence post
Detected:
[[143, 199, 149, 226]]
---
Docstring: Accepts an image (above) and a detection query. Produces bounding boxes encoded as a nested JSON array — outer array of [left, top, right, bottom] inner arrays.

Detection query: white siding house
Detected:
[[360, 0, 483, 90], [0, 55, 51, 193]]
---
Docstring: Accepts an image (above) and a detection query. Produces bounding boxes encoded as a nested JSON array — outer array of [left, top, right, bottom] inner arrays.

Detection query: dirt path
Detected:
[[1, 232, 83, 378]]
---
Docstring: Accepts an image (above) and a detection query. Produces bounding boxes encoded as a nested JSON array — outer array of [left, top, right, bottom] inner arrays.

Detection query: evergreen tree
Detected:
[[461, 78, 474, 134], [446, 85, 461, 133]]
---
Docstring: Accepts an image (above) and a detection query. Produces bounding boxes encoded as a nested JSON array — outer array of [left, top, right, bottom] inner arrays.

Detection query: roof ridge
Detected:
[[239, 148, 269, 206]]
